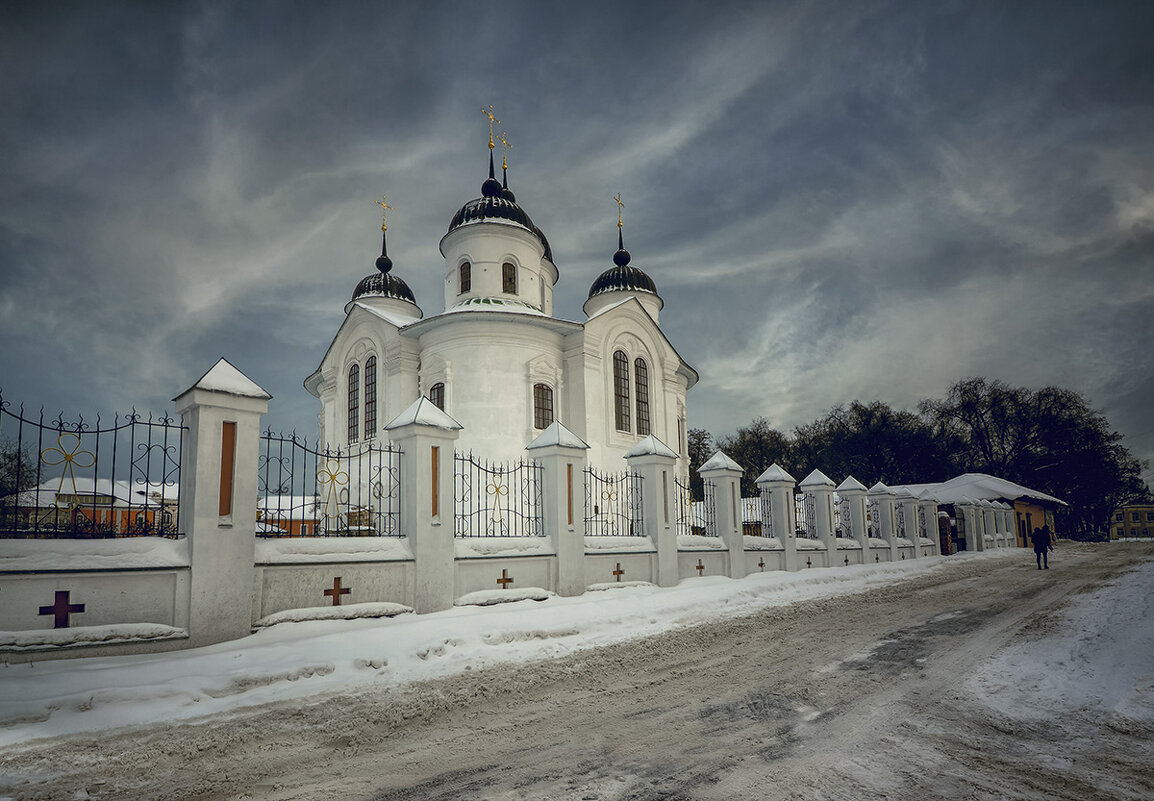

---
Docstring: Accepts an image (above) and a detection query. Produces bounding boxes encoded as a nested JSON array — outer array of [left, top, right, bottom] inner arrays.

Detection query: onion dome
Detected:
[[351, 228, 416, 303], [587, 229, 658, 299], [446, 151, 554, 263]]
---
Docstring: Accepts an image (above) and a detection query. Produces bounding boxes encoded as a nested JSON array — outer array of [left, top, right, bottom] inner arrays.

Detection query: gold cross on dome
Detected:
[[482, 104, 500, 150], [498, 131, 512, 170], [375, 195, 393, 232], [614, 192, 625, 229]]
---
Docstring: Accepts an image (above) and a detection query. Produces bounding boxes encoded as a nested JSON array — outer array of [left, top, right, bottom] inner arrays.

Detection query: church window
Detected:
[[459, 262, 471, 294], [533, 383, 554, 430], [347, 364, 360, 443], [363, 356, 377, 440], [428, 382, 445, 411], [502, 262, 517, 294], [634, 358, 650, 437], [613, 350, 630, 432]]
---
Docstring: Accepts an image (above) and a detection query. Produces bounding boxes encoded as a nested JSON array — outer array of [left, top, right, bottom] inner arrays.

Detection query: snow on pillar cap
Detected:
[[756, 463, 795, 484]]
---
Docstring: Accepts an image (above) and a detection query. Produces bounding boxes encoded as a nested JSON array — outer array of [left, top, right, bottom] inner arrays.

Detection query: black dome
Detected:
[[447, 195, 554, 263], [588, 263, 658, 299], [351, 271, 416, 303]]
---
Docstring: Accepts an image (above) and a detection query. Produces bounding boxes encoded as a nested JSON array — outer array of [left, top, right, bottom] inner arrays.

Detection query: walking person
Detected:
[[1031, 525, 1054, 569]]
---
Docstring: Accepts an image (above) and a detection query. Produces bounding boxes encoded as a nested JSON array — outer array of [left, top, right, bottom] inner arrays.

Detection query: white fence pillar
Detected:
[[384, 398, 462, 613], [700, 451, 746, 579], [174, 358, 270, 647], [958, 498, 982, 551], [837, 476, 869, 551], [528, 422, 589, 596], [801, 469, 837, 564], [868, 482, 899, 561], [897, 488, 920, 559], [918, 495, 942, 556], [757, 464, 797, 572], [625, 435, 680, 588]]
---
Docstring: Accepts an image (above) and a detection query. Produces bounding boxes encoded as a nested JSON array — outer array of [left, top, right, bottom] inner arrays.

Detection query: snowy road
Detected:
[[3, 542, 1153, 800]]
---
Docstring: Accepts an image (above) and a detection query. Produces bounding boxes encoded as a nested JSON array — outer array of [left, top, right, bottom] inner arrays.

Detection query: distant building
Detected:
[[890, 473, 1065, 547], [1111, 503, 1154, 539]]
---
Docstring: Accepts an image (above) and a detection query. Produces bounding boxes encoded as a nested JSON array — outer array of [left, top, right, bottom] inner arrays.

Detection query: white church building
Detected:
[[304, 145, 698, 474]]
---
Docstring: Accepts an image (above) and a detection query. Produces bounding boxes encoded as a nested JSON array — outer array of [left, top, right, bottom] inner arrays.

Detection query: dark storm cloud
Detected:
[[1, 0, 1152, 480]]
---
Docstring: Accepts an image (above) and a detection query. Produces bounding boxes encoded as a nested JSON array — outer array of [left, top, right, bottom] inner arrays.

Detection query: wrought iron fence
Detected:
[[896, 503, 907, 539], [0, 389, 184, 539], [455, 453, 543, 537], [798, 491, 817, 538], [836, 495, 853, 538], [756, 489, 774, 538], [867, 498, 880, 539], [584, 466, 644, 537], [696, 478, 717, 537], [673, 476, 703, 536], [258, 431, 401, 537]]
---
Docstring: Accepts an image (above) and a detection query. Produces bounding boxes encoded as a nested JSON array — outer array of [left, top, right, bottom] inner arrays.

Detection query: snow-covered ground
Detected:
[[2, 543, 1152, 801], [2, 551, 1010, 746]]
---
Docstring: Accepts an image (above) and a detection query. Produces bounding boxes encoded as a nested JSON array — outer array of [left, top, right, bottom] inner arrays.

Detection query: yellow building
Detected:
[[1112, 503, 1154, 539]]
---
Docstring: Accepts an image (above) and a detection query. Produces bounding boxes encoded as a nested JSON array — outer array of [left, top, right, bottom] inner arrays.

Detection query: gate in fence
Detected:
[[257, 431, 401, 537], [584, 466, 644, 537], [0, 390, 184, 539], [455, 453, 543, 537]]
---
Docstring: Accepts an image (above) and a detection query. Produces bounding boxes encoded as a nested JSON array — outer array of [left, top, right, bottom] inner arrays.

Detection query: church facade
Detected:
[[304, 146, 697, 474]]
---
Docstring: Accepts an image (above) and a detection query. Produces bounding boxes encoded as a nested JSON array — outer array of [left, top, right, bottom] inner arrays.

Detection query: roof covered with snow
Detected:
[[891, 473, 1066, 507]]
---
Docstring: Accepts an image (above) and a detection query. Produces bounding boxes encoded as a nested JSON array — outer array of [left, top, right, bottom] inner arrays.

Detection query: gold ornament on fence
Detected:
[[41, 433, 96, 510], [317, 459, 349, 522]]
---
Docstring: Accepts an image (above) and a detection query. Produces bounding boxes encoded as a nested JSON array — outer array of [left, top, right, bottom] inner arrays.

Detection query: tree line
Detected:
[[689, 378, 1150, 537]]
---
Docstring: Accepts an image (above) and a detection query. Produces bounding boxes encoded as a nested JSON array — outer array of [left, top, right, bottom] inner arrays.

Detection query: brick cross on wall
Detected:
[[695, 559, 705, 575], [39, 590, 85, 629], [612, 563, 625, 582], [497, 569, 514, 589], [324, 577, 351, 606]]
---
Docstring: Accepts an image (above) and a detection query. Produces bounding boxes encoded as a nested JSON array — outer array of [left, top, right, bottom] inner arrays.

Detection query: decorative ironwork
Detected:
[[584, 466, 644, 537], [896, 503, 906, 538], [799, 491, 817, 538], [258, 431, 401, 537], [918, 505, 928, 539], [836, 495, 853, 539], [698, 478, 718, 537], [673, 476, 701, 536], [455, 453, 543, 537], [759, 489, 774, 538], [867, 498, 880, 539], [0, 389, 184, 539]]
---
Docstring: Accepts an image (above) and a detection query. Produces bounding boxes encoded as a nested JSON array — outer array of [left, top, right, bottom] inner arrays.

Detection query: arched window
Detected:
[[533, 383, 554, 430], [634, 358, 650, 437], [502, 262, 517, 294], [459, 262, 471, 294], [428, 382, 445, 411], [613, 350, 630, 432], [363, 356, 377, 440], [347, 363, 360, 443]]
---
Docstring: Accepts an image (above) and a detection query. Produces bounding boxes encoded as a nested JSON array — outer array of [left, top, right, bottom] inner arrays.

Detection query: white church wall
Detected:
[[253, 561, 414, 621], [439, 224, 554, 313]]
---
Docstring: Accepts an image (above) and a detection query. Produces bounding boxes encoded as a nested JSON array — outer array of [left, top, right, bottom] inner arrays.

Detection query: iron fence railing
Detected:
[[258, 431, 401, 537], [0, 389, 184, 539], [454, 453, 543, 537], [584, 466, 644, 537]]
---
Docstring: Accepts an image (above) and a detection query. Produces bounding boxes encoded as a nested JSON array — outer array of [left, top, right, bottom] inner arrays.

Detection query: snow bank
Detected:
[[586, 581, 655, 592], [835, 537, 861, 549], [0, 623, 186, 650], [456, 587, 555, 606], [795, 538, 825, 550], [742, 536, 783, 550], [0, 537, 189, 571], [255, 602, 412, 627]]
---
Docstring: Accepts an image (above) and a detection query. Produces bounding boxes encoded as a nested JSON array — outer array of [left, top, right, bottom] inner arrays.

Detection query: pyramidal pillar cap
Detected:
[[173, 357, 272, 410]]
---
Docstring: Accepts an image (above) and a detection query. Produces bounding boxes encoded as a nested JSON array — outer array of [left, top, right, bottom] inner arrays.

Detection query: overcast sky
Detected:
[[1, 0, 1152, 482]]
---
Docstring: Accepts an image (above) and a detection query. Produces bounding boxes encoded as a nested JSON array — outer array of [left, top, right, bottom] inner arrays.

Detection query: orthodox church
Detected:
[[304, 122, 697, 473]]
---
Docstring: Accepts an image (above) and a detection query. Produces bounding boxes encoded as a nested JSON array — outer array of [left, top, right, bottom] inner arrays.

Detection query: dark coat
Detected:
[[1030, 527, 1053, 552]]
